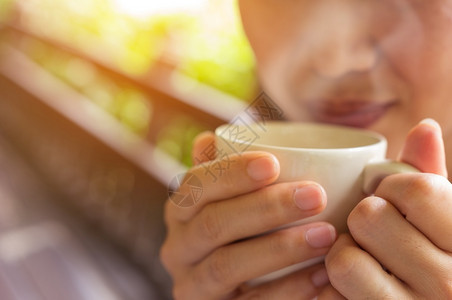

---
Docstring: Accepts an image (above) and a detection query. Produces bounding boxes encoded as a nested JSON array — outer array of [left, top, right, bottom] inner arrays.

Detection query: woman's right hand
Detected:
[[160, 132, 338, 300]]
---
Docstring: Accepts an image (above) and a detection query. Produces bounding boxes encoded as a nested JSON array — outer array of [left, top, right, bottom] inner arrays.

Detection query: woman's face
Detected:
[[239, 0, 452, 158]]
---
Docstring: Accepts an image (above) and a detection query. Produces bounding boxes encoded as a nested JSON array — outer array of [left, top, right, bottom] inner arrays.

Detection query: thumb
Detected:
[[398, 118, 448, 177], [192, 131, 216, 165]]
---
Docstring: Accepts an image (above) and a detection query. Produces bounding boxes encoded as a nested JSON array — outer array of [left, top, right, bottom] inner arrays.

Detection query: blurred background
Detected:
[[0, 0, 257, 299]]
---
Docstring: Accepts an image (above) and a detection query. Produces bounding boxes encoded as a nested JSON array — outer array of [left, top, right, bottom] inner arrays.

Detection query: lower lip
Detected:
[[307, 101, 396, 128]]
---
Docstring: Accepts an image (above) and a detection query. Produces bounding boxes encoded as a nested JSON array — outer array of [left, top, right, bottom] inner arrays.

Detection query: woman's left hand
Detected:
[[322, 119, 452, 299]]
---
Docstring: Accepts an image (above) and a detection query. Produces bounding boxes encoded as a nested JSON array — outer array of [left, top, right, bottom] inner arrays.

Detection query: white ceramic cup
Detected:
[[215, 121, 418, 282]]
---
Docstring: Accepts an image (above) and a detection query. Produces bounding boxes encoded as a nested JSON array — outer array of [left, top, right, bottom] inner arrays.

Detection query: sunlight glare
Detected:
[[113, 0, 209, 17]]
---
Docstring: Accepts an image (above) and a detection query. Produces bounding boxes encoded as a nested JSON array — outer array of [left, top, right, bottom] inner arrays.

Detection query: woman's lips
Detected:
[[306, 100, 397, 128]]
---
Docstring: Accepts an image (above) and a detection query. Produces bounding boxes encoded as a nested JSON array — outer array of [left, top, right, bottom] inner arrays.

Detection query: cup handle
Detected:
[[363, 160, 419, 195]]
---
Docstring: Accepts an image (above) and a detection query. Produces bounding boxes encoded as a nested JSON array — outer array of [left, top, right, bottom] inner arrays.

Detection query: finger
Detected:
[[375, 172, 452, 251], [235, 264, 331, 300], [347, 196, 452, 295], [168, 151, 280, 222], [398, 118, 448, 177], [317, 284, 346, 300], [192, 131, 216, 165], [178, 181, 327, 263], [183, 223, 336, 299], [325, 234, 412, 299]]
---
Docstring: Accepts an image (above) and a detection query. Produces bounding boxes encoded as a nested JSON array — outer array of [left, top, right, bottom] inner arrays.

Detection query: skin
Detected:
[[161, 145, 335, 299], [238, 0, 452, 163], [161, 0, 452, 298]]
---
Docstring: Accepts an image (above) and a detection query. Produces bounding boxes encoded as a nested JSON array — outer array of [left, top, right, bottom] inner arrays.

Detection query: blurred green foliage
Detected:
[[157, 116, 206, 167], [10, 0, 256, 100], [1, 0, 255, 166], [0, 0, 14, 22], [22, 40, 153, 136]]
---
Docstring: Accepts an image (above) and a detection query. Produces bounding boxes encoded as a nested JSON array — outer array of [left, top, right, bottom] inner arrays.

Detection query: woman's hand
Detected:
[[323, 119, 452, 299], [160, 132, 337, 300]]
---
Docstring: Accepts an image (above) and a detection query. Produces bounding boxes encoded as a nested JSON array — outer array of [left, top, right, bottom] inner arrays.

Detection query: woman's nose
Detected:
[[313, 38, 377, 78], [308, 2, 378, 78]]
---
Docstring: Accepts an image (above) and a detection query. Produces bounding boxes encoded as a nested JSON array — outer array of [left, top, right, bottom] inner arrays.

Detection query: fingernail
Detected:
[[311, 267, 330, 288], [420, 118, 441, 130], [306, 225, 336, 248], [293, 184, 325, 210], [247, 155, 279, 181]]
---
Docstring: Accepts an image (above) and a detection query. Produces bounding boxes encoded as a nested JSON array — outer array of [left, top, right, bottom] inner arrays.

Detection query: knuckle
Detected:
[[221, 167, 237, 190], [272, 185, 298, 216], [254, 185, 290, 224], [218, 154, 248, 188], [403, 173, 437, 198], [197, 207, 224, 244], [174, 170, 202, 203], [347, 196, 385, 234], [325, 246, 356, 283], [442, 282, 452, 298], [405, 174, 452, 218], [439, 282, 452, 299], [201, 157, 237, 190], [382, 173, 444, 202], [393, 174, 442, 215], [435, 269, 452, 298], [255, 183, 309, 229], [205, 250, 234, 289], [268, 228, 301, 257]]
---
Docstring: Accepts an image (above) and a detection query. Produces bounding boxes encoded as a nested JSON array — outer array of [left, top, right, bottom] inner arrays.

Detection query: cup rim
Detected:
[[215, 121, 387, 153]]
